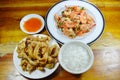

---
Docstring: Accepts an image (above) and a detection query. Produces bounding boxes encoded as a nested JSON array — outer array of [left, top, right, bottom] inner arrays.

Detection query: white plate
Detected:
[[46, 0, 105, 44], [13, 34, 59, 79]]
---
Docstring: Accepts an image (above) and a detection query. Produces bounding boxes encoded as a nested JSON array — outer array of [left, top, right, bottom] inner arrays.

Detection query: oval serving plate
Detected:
[[46, 0, 105, 44], [13, 34, 59, 79]]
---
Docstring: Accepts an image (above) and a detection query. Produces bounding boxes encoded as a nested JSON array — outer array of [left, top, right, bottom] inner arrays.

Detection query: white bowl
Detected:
[[46, 0, 105, 44], [20, 14, 45, 34], [58, 41, 94, 74]]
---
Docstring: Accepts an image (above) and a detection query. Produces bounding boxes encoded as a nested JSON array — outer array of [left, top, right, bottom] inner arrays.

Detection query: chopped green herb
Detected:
[[81, 7, 85, 10], [59, 22, 63, 26], [62, 11, 64, 14]]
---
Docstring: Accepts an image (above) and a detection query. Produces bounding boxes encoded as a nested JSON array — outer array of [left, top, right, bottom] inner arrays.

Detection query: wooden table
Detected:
[[0, 0, 120, 80]]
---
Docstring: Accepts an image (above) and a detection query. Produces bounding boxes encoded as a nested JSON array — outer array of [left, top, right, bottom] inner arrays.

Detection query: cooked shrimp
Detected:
[[54, 14, 61, 22], [54, 6, 96, 38], [80, 10, 88, 24], [63, 28, 76, 38]]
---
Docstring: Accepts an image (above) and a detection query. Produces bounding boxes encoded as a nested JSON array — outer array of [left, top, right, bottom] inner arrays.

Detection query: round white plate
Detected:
[[46, 0, 105, 44], [13, 34, 59, 79]]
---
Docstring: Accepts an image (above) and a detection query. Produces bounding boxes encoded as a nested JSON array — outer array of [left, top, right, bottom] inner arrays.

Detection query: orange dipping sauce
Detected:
[[24, 18, 42, 32]]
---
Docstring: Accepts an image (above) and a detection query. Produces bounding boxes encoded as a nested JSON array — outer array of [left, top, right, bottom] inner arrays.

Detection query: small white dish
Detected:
[[58, 40, 94, 74], [20, 14, 45, 34], [13, 34, 59, 79], [46, 0, 105, 44]]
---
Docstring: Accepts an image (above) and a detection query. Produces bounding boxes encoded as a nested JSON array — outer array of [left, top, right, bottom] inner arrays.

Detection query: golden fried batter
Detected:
[[17, 35, 59, 74]]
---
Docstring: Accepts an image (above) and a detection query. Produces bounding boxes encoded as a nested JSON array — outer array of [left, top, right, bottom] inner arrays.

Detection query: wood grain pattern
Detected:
[[0, 0, 120, 80]]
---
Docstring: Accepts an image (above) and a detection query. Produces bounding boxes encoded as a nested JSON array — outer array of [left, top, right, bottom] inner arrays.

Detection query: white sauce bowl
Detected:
[[20, 14, 45, 34], [58, 41, 94, 74]]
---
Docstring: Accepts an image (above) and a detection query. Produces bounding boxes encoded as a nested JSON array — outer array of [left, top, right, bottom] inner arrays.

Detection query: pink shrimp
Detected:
[[80, 24, 89, 32], [80, 10, 88, 24], [63, 28, 76, 38], [69, 11, 81, 19], [60, 21, 76, 28], [63, 28, 69, 36], [87, 15, 96, 29], [73, 6, 79, 11], [69, 12, 76, 19], [54, 14, 61, 22], [65, 22, 76, 28], [54, 6, 96, 38], [76, 30, 84, 36]]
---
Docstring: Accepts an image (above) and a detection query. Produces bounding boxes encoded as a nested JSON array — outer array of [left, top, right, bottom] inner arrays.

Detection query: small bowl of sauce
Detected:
[[20, 14, 44, 34]]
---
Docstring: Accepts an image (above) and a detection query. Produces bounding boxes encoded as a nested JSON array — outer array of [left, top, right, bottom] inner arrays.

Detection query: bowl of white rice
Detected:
[[58, 41, 94, 74]]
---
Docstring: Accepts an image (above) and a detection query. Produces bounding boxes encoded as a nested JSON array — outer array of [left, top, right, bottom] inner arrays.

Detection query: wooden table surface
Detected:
[[0, 0, 120, 80]]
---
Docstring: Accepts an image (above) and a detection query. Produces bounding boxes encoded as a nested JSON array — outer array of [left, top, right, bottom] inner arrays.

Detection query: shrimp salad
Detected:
[[54, 6, 96, 38]]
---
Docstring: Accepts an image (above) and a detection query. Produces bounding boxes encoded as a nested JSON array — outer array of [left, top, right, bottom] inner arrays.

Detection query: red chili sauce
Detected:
[[24, 18, 42, 32]]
